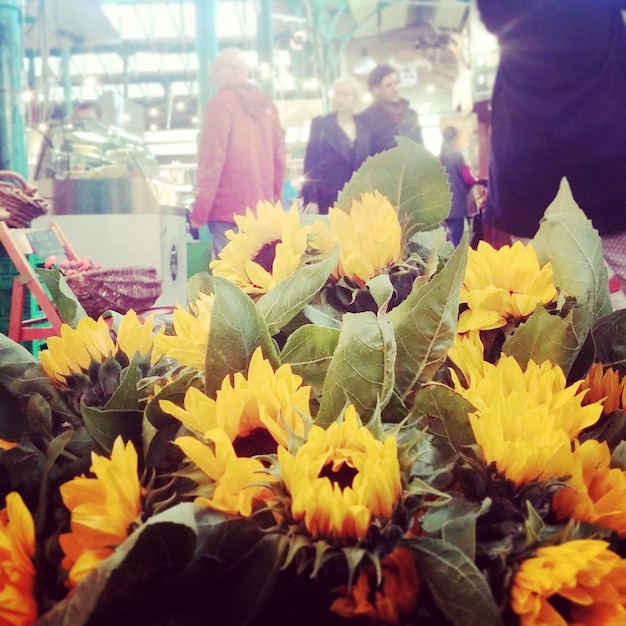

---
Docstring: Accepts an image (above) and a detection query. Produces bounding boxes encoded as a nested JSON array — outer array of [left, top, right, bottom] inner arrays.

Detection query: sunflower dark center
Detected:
[[253, 240, 280, 273], [232, 428, 277, 458], [319, 462, 358, 491]]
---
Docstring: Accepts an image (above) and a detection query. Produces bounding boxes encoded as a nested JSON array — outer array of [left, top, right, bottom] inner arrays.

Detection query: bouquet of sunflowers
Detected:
[[3, 139, 626, 625]]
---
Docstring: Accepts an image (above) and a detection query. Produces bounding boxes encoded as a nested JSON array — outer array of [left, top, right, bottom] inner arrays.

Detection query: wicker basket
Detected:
[[0, 171, 49, 228], [66, 266, 162, 318]]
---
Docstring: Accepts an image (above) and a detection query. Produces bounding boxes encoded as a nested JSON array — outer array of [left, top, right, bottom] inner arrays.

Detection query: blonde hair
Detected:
[[330, 76, 362, 111]]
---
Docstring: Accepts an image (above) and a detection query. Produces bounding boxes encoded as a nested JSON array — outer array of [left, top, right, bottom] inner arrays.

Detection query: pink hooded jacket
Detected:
[[191, 83, 286, 225]]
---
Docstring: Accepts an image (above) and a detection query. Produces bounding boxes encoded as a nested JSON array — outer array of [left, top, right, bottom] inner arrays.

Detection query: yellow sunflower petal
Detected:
[[328, 191, 402, 285], [59, 436, 142, 588], [279, 405, 401, 541], [511, 540, 626, 624], [459, 240, 557, 332]]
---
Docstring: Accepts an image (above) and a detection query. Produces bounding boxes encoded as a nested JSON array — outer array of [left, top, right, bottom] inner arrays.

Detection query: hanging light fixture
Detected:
[[354, 47, 377, 77]]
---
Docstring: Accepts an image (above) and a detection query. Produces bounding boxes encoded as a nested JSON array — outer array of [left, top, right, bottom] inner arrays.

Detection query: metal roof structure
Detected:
[[23, 0, 470, 132]]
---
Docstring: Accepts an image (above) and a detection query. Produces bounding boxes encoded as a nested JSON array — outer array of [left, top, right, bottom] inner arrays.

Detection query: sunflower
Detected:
[[511, 540, 626, 625], [59, 436, 142, 587], [330, 547, 419, 624], [278, 405, 402, 542], [457, 240, 558, 333], [153, 292, 214, 370], [581, 362, 626, 415], [161, 346, 310, 453], [553, 439, 626, 536], [451, 356, 602, 485], [328, 191, 402, 285], [0, 492, 38, 626], [39, 310, 160, 384], [447, 329, 486, 385], [175, 429, 275, 517], [210, 201, 325, 295]]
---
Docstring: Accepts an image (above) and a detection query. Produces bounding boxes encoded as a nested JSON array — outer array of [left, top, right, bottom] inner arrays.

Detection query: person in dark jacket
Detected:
[[439, 126, 477, 247], [359, 64, 423, 157], [301, 77, 371, 214], [478, 0, 626, 293]]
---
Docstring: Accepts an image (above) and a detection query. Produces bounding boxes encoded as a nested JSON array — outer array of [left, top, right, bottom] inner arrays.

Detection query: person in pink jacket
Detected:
[[190, 48, 286, 257]]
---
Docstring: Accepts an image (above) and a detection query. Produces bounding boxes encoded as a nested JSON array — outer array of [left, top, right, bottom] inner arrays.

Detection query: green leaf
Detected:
[[421, 496, 491, 561], [367, 273, 395, 310], [36, 268, 87, 325], [389, 235, 468, 402], [533, 179, 612, 320], [409, 383, 476, 448], [301, 303, 342, 329], [405, 537, 503, 626], [186, 516, 285, 626], [503, 304, 589, 376], [590, 309, 626, 372], [280, 324, 340, 391], [81, 359, 144, 454], [57, 512, 285, 626], [256, 254, 337, 335], [81, 404, 143, 456], [1, 444, 39, 490], [205, 277, 279, 397], [409, 434, 459, 490], [34, 429, 73, 534], [102, 359, 141, 413], [186, 271, 215, 304], [0, 334, 75, 432], [36, 502, 199, 626], [336, 138, 451, 241], [316, 310, 395, 426]]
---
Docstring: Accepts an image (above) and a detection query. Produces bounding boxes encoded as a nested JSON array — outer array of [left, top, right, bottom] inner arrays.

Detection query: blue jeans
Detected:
[[208, 220, 236, 258]]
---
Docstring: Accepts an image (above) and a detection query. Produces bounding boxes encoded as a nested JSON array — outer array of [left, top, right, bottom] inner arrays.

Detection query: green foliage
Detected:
[[186, 271, 214, 305], [37, 507, 285, 626], [316, 310, 395, 426], [406, 537, 504, 626], [503, 304, 587, 377], [533, 180, 611, 320], [37, 503, 201, 626], [3, 144, 626, 626], [205, 276, 279, 397], [80, 359, 143, 456], [337, 138, 451, 241], [390, 235, 468, 402], [257, 254, 337, 335], [36, 268, 87, 325], [0, 334, 74, 435], [590, 309, 626, 372], [280, 324, 340, 394], [409, 383, 476, 449]]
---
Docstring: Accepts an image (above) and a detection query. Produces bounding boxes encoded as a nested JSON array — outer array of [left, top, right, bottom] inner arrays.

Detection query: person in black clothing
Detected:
[[359, 64, 423, 156], [478, 0, 626, 293], [439, 126, 477, 247], [301, 77, 371, 214]]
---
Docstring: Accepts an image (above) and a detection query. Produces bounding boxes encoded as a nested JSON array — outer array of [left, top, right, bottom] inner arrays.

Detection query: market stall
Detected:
[[32, 118, 188, 309]]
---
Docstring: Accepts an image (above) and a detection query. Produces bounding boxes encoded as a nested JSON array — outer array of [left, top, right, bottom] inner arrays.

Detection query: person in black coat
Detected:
[[359, 64, 423, 156], [301, 77, 371, 214], [478, 0, 626, 293]]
